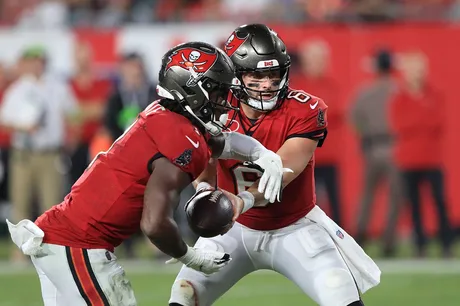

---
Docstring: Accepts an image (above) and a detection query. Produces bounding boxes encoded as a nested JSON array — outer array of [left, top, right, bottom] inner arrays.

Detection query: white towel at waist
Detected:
[[6, 219, 46, 256], [305, 206, 381, 294]]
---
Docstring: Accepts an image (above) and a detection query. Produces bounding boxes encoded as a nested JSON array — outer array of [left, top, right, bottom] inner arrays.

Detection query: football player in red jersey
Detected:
[[169, 25, 380, 306], [6, 42, 289, 306]]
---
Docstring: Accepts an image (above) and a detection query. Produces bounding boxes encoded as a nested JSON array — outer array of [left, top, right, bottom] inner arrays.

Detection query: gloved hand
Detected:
[[165, 245, 231, 275], [248, 150, 293, 203]]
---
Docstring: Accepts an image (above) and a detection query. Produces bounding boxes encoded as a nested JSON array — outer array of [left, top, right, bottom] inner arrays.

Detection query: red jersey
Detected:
[[35, 101, 211, 251], [70, 78, 111, 143], [290, 74, 343, 164], [0, 85, 11, 147], [218, 89, 328, 230], [389, 85, 445, 169]]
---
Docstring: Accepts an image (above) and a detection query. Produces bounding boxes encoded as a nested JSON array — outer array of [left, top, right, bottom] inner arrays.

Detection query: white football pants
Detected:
[[31, 243, 137, 306], [170, 216, 360, 306]]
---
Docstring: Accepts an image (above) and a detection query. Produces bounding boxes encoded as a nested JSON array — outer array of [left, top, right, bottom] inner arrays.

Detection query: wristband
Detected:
[[237, 191, 255, 214], [196, 181, 212, 191]]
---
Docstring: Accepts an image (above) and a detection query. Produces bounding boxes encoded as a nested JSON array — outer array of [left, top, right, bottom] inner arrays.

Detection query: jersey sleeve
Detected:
[[142, 109, 210, 180], [286, 98, 328, 147]]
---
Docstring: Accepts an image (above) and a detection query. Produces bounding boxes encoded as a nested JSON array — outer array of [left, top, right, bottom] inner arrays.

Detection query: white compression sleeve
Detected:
[[218, 132, 267, 162]]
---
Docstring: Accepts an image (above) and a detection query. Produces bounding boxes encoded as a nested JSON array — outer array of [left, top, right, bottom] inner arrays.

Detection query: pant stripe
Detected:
[[65, 247, 110, 305]]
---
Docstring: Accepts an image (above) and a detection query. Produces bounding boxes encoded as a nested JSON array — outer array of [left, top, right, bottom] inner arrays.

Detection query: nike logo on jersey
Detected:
[[310, 101, 319, 109], [186, 136, 199, 148]]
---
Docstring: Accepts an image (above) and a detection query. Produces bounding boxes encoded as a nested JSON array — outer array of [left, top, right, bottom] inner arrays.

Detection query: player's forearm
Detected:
[[141, 187, 188, 258], [193, 159, 217, 188], [244, 185, 269, 207], [142, 216, 188, 258], [218, 132, 267, 162]]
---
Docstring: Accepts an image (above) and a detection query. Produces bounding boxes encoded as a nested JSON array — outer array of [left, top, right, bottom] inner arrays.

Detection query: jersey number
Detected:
[[231, 165, 263, 193], [287, 90, 311, 103], [87, 101, 163, 169]]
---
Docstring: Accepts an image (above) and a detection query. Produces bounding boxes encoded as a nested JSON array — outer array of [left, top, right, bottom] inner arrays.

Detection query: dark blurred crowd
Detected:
[[1, 0, 460, 28]]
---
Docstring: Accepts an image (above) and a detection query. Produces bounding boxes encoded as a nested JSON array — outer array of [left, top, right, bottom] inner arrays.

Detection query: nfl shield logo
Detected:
[[336, 229, 344, 239]]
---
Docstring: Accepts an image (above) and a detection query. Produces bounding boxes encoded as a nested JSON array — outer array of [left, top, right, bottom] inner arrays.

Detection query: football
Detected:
[[185, 188, 234, 238]]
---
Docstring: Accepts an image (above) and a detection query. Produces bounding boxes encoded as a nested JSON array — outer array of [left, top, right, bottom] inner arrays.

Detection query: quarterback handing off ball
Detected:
[[185, 187, 234, 238]]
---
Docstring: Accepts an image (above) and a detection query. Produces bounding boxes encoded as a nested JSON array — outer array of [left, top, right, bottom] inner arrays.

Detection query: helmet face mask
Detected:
[[193, 77, 240, 135], [157, 42, 240, 136], [224, 24, 291, 112], [237, 69, 289, 112]]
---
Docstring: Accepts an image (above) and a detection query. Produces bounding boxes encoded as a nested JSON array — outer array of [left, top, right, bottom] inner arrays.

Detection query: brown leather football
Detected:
[[185, 188, 234, 238]]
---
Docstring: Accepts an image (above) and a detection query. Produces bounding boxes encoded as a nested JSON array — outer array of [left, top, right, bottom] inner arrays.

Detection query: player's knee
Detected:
[[315, 268, 359, 306], [169, 279, 198, 306]]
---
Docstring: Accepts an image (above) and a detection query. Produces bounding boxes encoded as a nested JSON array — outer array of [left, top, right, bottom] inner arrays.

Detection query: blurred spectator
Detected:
[[291, 40, 343, 226], [66, 0, 93, 27], [349, 0, 396, 22], [68, 42, 112, 185], [448, 0, 460, 20], [0, 64, 12, 208], [222, 0, 275, 21], [182, 0, 225, 22], [105, 52, 157, 141], [263, 0, 308, 23], [389, 51, 453, 258], [154, 0, 184, 22], [16, 0, 69, 29], [0, 0, 457, 26], [0, 0, 33, 26], [96, 0, 135, 27], [0, 45, 79, 262], [301, 0, 345, 21], [350, 49, 402, 257], [400, 0, 453, 21]]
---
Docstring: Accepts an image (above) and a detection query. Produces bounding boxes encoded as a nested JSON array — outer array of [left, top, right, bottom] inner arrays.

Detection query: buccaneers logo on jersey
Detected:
[[224, 32, 249, 57], [165, 48, 218, 87]]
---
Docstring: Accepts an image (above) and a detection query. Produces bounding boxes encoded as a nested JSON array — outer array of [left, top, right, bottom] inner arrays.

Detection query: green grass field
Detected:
[[1, 234, 459, 305], [1, 260, 459, 306]]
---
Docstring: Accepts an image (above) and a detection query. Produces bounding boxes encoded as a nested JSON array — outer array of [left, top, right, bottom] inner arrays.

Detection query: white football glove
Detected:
[[165, 245, 231, 275], [248, 150, 293, 203]]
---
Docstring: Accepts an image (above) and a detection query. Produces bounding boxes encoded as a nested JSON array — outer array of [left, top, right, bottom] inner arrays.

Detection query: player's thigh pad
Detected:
[[31, 243, 137, 306], [170, 222, 255, 306], [275, 221, 360, 306]]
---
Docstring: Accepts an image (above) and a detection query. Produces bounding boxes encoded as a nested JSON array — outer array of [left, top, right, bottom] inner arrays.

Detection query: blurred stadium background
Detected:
[[0, 0, 460, 305]]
